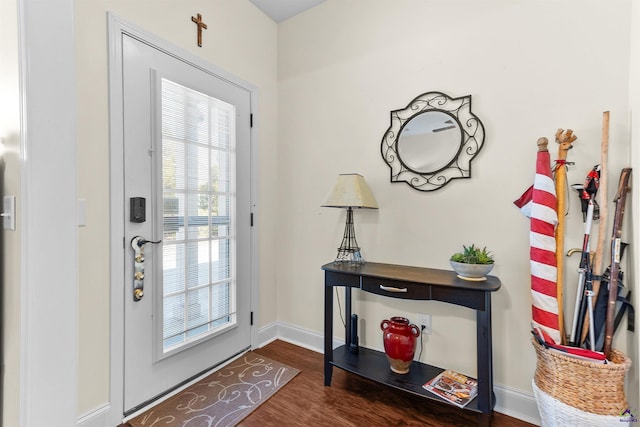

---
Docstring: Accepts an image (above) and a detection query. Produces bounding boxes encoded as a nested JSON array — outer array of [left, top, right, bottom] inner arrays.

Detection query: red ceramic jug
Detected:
[[380, 316, 420, 374]]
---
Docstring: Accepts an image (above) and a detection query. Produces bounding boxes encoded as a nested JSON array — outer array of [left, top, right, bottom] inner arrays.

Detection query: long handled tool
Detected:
[[583, 257, 597, 350], [603, 167, 632, 358], [581, 111, 609, 346], [567, 182, 595, 346], [554, 129, 577, 344], [591, 242, 632, 351], [567, 166, 600, 348]]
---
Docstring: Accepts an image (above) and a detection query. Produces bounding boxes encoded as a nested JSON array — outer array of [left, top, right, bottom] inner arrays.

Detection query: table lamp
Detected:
[[321, 173, 378, 264]]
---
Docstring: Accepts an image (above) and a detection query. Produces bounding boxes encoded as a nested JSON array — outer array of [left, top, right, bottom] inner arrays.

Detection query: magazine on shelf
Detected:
[[423, 369, 478, 408]]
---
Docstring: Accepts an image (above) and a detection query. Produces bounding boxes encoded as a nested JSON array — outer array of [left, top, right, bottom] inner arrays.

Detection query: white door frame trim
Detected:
[[107, 13, 259, 426], [19, 0, 78, 425], [18, 0, 78, 427]]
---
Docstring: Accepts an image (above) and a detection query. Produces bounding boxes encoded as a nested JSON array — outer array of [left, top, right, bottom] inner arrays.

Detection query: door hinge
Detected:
[[250, 113, 253, 128], [250, 311, 254, 326], [250, 212, 254, 227]]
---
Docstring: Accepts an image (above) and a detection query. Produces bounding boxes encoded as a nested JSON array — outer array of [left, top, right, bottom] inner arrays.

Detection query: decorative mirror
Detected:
[[380, 92, 485, 191]]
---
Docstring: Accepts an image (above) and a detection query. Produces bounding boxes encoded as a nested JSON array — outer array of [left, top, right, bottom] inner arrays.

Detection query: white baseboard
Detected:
[[257, 320, 343, 351], [494, 383, 541, 425], [77, 404, 110, 427], [79, 321, 541, 426]]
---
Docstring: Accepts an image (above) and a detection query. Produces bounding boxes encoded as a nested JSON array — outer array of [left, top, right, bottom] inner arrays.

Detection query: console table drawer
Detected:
[[362, 276, 431, 299]]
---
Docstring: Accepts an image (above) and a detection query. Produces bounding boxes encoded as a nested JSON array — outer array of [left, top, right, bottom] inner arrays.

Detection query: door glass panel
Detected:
[[160, 78, 237, 353]]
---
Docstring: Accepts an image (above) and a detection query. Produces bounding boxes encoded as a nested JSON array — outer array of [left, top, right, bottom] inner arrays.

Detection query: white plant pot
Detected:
[[449, 261, 494, 281]]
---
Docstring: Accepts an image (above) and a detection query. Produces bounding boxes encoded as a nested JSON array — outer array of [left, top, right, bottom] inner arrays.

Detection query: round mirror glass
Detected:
[[397, 111, 462, 173]]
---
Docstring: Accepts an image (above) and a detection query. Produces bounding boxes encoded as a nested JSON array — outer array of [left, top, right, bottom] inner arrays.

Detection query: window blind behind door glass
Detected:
[[160, 78, 236, 352]]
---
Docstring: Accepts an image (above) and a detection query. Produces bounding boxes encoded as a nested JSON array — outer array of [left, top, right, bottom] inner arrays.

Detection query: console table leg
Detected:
[[345, 287, 352, 348], [324, 284, 333, 386], [477, 412, 492, 427], [476, 293, 494, 416]]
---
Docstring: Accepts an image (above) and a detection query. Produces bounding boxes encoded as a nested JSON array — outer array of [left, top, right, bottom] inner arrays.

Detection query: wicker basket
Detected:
[[532, 380, 625, 426], [532, 337, 631, 416]]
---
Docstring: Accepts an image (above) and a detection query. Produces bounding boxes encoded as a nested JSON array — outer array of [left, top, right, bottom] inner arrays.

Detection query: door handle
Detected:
[[132, 236, 162, 247], [131, 236, 162, 301]]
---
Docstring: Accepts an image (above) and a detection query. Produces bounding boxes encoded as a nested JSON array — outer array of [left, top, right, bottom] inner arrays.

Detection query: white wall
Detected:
[[278, 0, 637, 408], [629, 0, 640, 411]]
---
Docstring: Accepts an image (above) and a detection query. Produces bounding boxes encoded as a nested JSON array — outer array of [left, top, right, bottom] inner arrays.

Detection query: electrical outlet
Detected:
[[417, 314, 432, 335]]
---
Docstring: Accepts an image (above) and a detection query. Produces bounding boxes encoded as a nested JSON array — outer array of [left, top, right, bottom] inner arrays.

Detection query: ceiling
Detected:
[[249, 0, 327, 23]]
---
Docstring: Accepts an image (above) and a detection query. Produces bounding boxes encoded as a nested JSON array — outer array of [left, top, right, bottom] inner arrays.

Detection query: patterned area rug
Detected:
[[127, 351, 300, 427]]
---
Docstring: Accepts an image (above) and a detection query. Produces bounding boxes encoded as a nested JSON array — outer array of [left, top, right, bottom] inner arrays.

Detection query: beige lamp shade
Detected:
[[321, 173, 378, 209]]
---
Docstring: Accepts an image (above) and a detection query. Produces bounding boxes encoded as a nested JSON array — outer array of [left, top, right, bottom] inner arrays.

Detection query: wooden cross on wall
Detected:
[[191, 13, 207, 47]]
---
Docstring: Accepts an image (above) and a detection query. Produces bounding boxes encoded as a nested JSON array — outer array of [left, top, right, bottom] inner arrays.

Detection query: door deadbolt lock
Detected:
[[131, 236, 162, 302]]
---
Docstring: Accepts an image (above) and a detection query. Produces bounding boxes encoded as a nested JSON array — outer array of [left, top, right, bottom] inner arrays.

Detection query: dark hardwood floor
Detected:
[[240, 340, 535, 427], [120, 339, 536, 426]]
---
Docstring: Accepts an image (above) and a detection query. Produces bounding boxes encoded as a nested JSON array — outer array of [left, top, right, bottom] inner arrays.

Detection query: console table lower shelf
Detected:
[[322, 261, 501, 426], [331, 344, 484, 415]]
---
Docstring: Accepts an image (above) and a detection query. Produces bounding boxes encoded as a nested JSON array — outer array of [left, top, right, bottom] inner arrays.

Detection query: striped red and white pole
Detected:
[[514, 137, 561, 344]]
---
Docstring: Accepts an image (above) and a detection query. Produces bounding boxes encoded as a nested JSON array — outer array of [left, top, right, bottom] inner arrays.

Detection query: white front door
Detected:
[[121, 33, 252, 415]]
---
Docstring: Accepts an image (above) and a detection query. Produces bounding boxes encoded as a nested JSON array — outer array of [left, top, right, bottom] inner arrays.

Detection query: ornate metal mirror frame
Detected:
[[380, 92, 485, 192]]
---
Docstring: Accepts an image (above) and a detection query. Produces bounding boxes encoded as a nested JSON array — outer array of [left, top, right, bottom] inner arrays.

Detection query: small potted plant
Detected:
[[449, 244, 495, 281]]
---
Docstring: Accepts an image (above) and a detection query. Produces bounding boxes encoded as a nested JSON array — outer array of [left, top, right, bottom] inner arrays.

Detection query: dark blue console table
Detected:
[[322, 261, 501, 426]]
